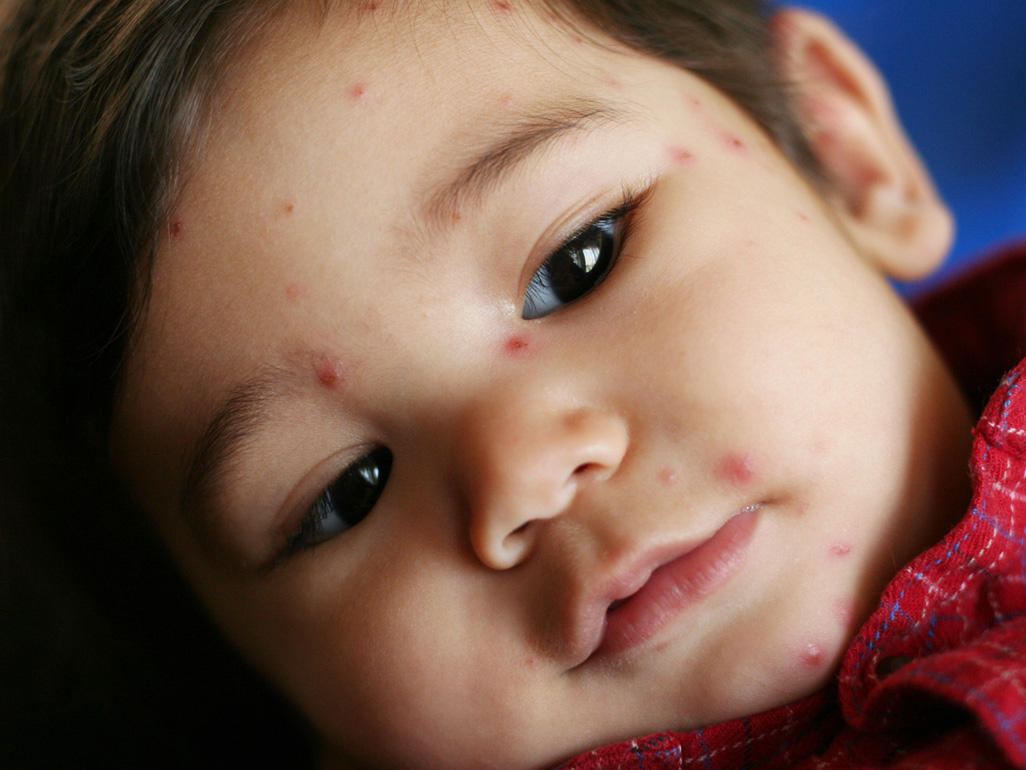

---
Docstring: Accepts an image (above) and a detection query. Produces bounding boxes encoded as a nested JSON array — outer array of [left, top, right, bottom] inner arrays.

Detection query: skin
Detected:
[[112, 4, 973, 768]]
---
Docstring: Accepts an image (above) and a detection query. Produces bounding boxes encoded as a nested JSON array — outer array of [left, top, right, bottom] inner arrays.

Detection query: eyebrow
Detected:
[[181, 363, 298, 519], [422, 98, 635, 227], [179, 98, 634, 524]]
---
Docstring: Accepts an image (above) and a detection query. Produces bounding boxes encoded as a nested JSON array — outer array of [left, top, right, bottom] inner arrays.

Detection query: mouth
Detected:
[[575, 503, 762, 666]]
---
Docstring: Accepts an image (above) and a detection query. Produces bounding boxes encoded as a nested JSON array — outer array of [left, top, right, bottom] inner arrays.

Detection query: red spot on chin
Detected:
[[833, 598, 857, 627], [658, 467, 679, 487], [504, 335, 532, 357], [315, 357, 346, 389], [168, 220, 183, 240], [349, 83, 367, 100], [715, 452, 756, 487], [829, 542, 853, 558], [667, 145, 695, 166], [799, 642, 825, 668], [491, 0, 512, 13]]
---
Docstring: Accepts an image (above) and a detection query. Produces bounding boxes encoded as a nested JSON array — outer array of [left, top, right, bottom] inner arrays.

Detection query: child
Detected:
[[1, 1, 1024, 768]]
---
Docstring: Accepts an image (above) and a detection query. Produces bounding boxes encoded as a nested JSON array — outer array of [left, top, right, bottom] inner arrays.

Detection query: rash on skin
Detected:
[[504, 334, 532, 358], [715, 452, 756, 487], [314, 356, 346, 389], [666, 145, 695, 166]]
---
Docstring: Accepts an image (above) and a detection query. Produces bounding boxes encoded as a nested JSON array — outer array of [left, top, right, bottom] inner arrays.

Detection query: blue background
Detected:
[[800, 0, 1026, 291]]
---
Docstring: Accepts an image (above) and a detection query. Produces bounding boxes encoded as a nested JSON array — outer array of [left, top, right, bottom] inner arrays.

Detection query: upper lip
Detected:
[[562, 504, 761, 669]]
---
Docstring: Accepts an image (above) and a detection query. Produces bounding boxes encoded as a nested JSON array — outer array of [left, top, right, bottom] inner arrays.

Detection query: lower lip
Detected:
[[596, 506, 761, 659]]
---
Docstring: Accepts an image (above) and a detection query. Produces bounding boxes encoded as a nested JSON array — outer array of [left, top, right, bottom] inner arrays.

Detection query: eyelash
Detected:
[[275, 184, 650, 565]]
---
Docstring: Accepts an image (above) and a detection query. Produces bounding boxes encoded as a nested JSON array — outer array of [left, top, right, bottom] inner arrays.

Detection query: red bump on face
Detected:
[[796, 210, 811, 223], [285, 283, 303, 302], [715, 452, 756, 487], [666, 145, 695, 166], [504, 334, 532, 358], [829, 542, 853, 558], [833, 598, 857, 627], [360, 1, 379, 10], [490, 0, 512, 13], [168, 219, 184, 241], [349, 83, 368, 101], [315, 356, 346, 389], [799, 642, 825, 668], [281, 200, 295, 216], [658, 467, 680, 487], [724, 134, 747, 153]]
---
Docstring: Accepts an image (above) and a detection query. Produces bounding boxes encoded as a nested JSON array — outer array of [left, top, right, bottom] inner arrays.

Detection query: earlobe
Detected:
[[773, 8, 953, 280]]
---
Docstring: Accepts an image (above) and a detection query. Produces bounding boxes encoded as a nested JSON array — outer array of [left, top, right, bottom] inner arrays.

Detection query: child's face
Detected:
[[113, 4, 972, 768]]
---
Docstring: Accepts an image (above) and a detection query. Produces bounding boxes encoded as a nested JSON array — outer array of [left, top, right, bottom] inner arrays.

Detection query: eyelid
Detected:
[[518, 178, 655, 305], [263, 442, 379, 571]]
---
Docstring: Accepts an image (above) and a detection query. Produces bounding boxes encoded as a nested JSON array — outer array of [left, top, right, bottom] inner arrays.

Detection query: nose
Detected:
[[457, 390, 628, 570]]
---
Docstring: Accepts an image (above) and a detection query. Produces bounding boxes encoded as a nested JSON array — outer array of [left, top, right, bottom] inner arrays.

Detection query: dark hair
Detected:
[[0, 1, 819, 766]]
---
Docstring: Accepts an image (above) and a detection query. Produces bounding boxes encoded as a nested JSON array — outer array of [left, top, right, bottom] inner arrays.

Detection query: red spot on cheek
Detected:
[[658, 467, 679, 487], [799, 642, 825, 668], [315, 357, 346, 389], [666, 145, 695, 166], [796, 210, 811, 223], [285, 283, 303, 301], [715, 452, 756, 487], [504, 334, 532, 357], [829, 542, 853, 558], [349, 83, 368, 100]]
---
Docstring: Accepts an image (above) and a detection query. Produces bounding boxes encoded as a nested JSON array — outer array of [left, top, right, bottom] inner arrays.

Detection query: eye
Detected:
[[284, 447, 392, 556], [522, 192, 640, 320]]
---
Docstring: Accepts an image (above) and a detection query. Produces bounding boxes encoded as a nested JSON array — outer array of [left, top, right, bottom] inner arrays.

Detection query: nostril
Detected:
[[574, 462, 600, 476]]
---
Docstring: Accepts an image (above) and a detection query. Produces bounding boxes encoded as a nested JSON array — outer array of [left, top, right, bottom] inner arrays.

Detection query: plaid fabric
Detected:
[[559, 244, 1026, 770]]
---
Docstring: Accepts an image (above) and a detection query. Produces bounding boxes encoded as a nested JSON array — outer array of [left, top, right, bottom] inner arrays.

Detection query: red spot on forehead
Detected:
[[799, 642, 825, 668], [666, 145, 695, 166], [315, 356, 346, 389], [349, 83, 367, 100], [724, 134, 747, 153], [715, 452, 756, 487], [504, 334, 532, 357], [491, 0, 512, 13]]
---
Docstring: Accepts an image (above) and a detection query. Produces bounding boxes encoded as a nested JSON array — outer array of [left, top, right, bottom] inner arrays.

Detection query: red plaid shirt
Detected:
[[559, 242, 1026, 770]]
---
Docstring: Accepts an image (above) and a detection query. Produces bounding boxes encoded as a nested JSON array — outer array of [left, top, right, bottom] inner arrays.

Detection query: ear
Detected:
[[773, 8, 953, 280]]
